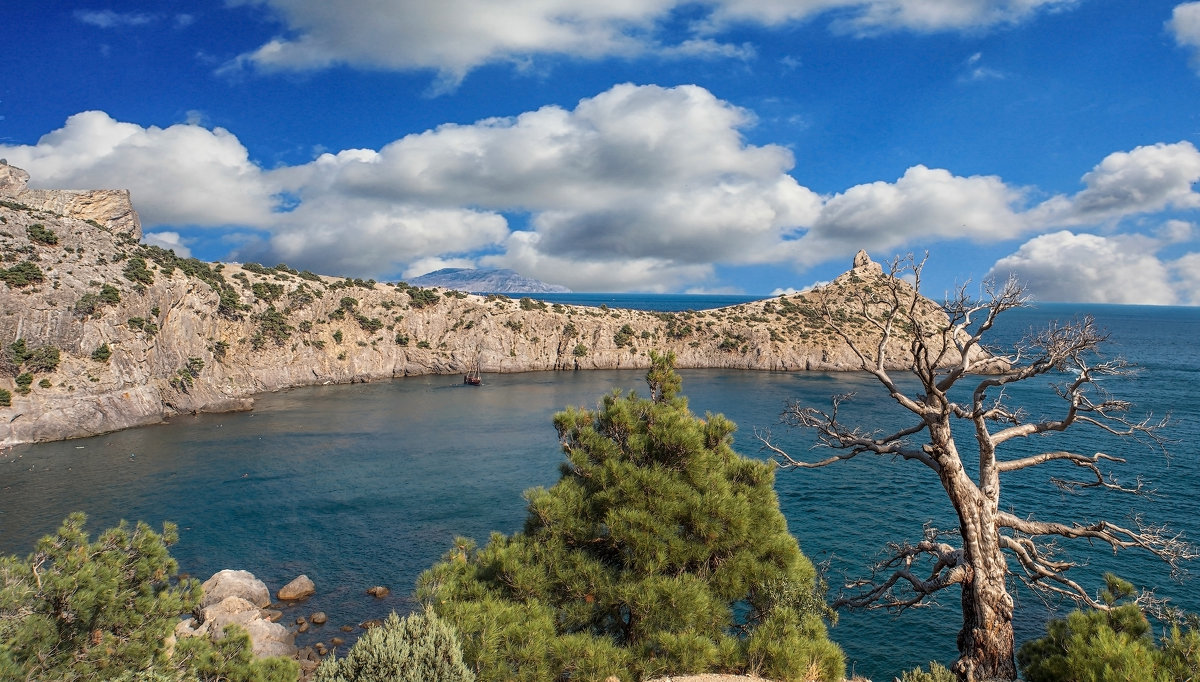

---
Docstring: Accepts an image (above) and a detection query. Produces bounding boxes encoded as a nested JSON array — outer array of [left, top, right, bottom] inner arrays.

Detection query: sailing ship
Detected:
[[464, 367, 482, 385]]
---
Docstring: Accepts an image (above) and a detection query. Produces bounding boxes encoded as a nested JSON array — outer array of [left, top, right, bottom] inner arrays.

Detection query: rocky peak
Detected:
[[0, 162, 141, 239], [0, 160, 31, 197], [851, 249, 883, 275]]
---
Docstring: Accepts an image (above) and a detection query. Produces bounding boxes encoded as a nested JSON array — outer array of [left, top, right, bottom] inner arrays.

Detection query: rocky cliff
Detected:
[[0, 164, 989, 446]]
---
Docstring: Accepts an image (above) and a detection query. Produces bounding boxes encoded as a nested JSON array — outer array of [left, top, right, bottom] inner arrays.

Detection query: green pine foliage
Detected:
[[1018, 575, 1200, 682], [417, 351, 843, 682], [0, 513, 297, 682], [314, 610, 474, 682]]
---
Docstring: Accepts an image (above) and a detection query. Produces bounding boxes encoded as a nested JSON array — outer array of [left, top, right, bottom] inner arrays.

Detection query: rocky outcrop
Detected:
[[0, 165, 994, 446], [200, 569, 272, 608], [179, 570, 297, 659]]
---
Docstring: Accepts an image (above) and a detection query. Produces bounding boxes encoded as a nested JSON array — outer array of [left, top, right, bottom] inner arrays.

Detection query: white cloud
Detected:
[[1169, 2, 1200, 73], [235, 197, 510, 278], [1030, 142, 1200, 226], [0, 111, 277, 227], [5, 93, 1197, 297], [988, 231, 1179, 305], [143, 231, 192, 258], [1171, 252, 1200, 304], [270, 84, 820, 279], [74, 10, 156, 28], [795, 164, 1031, 264], [223, 0, 1079, 84]]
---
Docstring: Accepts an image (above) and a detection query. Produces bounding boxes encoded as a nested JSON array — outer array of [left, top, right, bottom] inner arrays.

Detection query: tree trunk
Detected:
[[951, 487, 1016, 681]]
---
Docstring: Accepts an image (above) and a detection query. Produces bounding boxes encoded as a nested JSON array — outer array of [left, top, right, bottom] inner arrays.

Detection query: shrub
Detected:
[[251, 306, 293, 350], [25, 345, 60, 373], [899, 661, 955, 682], [572, 343, 588, 357], [92, 343, 112, 362], [613, 323, 635, 347], [416, 340, 431, 349], [15, 373, 33, 394], [1, 261, 45, 287], [99, 283, 121, 305], [74, 292, 102, 316], [26, 223, 58, 246], [333, 330, 344, 344], [519, 297, 546, 311], [395, 334, 409, 346], [408, 288, 440, 309], [417, 352, 843, 682], [314, 610, 474, 682], [252, 281, 285, 302], [122, 256, 154, 286], [356, 314, 384, 333], [0, 388, 10, 406]]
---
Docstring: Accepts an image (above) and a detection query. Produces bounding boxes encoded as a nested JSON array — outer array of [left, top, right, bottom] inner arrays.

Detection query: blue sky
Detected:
[[3, 1, 1200, 302]]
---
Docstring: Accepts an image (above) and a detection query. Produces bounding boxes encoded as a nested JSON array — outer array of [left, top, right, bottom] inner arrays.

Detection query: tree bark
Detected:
[[951, 485, 1016, 681]]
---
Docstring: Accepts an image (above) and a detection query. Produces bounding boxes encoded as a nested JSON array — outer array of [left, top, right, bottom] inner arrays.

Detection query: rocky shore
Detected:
[[1, 163, 991, 446]]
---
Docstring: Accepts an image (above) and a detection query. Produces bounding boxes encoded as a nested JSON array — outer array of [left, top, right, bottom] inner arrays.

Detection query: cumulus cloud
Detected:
[[0, 111, 277, 227], [143, 231, 192, 258], [223, 0, 1079, 84], [5, 88, 1198, 296], [794, 164, 1031, 265], [1030, 142, 1200, 226], [1171, 252, 1200, 304], [988, 231, 1179, 305], [267, 83, 820, 283], [1169, 2, 1200, 73]]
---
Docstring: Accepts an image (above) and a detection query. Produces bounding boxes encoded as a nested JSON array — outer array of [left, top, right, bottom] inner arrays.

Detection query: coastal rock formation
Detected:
[[179, 570, 298, 659], [200, 569, 272, 609], [0, 164, 992, 446]]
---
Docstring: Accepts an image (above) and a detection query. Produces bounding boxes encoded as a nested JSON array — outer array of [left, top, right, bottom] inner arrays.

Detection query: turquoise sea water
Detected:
[[1, 298, 1197, 679]]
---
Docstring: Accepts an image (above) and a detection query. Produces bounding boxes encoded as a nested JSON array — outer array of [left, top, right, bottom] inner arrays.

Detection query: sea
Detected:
[[1, 296, 1197, 680]]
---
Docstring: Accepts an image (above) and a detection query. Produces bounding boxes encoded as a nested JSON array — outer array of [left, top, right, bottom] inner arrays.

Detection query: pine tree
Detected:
[[0, 513, 297, 681], [417, 351, 843, 681]]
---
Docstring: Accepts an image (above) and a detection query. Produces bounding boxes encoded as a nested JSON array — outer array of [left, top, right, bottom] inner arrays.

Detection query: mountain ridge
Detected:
[[408, 267, 571, 293], [0, 163, 990, 446]]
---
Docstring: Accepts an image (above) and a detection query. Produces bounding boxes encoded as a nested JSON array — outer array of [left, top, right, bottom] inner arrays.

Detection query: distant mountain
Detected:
[[408, 267, 571, 293]]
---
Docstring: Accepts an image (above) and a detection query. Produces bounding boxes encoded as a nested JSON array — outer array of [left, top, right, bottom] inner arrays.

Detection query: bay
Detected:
[[1, 298, 1197, 679]]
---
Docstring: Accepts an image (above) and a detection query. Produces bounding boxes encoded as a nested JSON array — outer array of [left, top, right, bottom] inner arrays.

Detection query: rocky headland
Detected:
[[0, 164, 988, 446]]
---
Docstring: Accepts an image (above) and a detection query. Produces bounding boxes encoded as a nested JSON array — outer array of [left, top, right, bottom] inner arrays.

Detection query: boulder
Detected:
[[310, 612, 327, 625], [366, 585, 390, 598], [278, 574, 316, 601], [244, 618, 297, 658], [201, 569, 271, 608], [199, 596, 263, 635]]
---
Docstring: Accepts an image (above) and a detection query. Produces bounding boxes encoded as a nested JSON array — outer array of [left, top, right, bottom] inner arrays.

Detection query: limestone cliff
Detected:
[[0, 164, 988, 446]]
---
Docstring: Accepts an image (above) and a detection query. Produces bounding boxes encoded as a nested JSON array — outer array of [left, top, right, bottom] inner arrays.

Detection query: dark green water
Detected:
[[2, 303, 1197, 679]]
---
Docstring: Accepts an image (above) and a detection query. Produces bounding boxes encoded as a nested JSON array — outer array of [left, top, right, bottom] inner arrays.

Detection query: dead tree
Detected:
[[760, 254, 1193, 681]]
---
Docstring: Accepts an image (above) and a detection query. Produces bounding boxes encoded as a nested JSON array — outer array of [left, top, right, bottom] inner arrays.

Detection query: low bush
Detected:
[[314, 610, 473, 682]]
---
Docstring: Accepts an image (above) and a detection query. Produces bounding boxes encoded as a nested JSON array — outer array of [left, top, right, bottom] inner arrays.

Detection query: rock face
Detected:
[[0, 165, 994, 446]]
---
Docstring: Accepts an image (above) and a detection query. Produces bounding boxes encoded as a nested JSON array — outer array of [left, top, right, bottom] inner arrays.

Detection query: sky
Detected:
[[3, 1, 1200, 303]]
